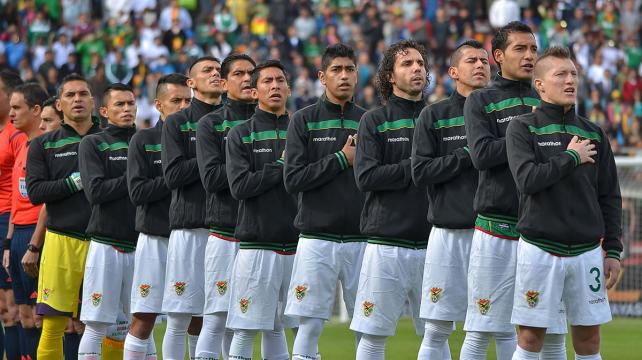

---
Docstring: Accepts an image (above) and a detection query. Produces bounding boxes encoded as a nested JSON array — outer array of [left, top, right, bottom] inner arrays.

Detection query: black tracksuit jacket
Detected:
[[79, 124, 137, 251], [196, 98, 256, 238], [127, 120, 171, 238], [506, 101, 623, 260], [26, 120, 101, 239], [412, 91, 478, 229], [284, 95, 366, 241], [226, 108, 298, 252], [354, 94, 430, 248], [464, 74, 540, 238], [162, 97, 222, 229]]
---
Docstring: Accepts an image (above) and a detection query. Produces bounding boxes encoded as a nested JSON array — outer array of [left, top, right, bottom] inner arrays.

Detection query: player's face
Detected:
[[9, 93, 38, 131], [0, 79, 10, 120], [495, 32, 537, 82], [451, 47, 490, 90], [156, 84, 192, 119], [390, 47, 427, 99], [536, 58, 578, 109], [39, 105, 62, 132], [57, 80, 94, 123], [320, 57, 357, 102], [253, 67, 290, 114], [100, 90, 137, 128], [224, 60, 255, 102], [189, 60, 223, 97]]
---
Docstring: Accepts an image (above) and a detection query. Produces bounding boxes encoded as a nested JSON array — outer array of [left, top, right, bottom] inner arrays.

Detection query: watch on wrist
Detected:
[[27, 244, 40, 253]]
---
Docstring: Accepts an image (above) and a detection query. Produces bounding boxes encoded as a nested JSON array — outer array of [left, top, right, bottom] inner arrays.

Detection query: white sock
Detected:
[[124, 333, 149, 360], [355, 334, 386, 360], [292, 317, 324, 360], [78, 322, 109, 360], [221, 328, 234, 359], [162, 313, 192, 360], [540, 333, 566, 360], [460, 331, 491, 360], [442, 339, 452, 360], [575, 354, 601, 360], [261, 314, 289, 360], [188, 333, 199, 358], [147, 332, 157, 360], [195, 313, 227, 359], [495, 331, 518, 360], [229, 329, 257, 360], [513, 345, 540, 360], [417, 320, 454, 360]]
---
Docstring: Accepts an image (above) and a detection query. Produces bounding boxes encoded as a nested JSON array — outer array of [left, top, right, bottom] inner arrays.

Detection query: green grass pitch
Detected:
[[152, 317, 641, 359]]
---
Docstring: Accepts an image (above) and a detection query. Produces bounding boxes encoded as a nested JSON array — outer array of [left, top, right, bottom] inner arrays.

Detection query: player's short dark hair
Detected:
[[320, 43, 356, 71], [491, 21, 534, 65], [533, 46, 572, 80], [43, 96, 63, 118], [376, 40, 430, 101], [221, 54, 256, 79], [450, 40, 486, 66], [57, 73, 90, 98], [0, 70, 24, 93], [11, 83, 49, 108], [155, 73, 189, 98], [250, 60, 288, 88], [188, 56, 221, 75], [102, 83, 134, 106]]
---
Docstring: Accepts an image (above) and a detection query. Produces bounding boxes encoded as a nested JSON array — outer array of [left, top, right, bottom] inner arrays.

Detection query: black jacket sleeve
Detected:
[[127, 133, 170, 206], [161, 113, 199, 189], [506, 119, 578, 195], [25, 138, 74, 205], [284, 112, 346, 194], [596, 129, 623, 257], [465, 91, 507, 170], [412, 107, 472, 187], [78, 137, 128, 204], [196, 117, 229, 193], [226, 126, 284, 200], [354, 112, 411, 192]]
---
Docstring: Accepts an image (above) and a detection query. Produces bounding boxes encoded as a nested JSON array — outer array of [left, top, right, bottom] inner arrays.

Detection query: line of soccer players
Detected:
[[0, 20, 621, 360]]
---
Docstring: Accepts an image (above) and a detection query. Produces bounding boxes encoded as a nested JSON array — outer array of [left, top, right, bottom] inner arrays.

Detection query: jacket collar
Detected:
[[253, 107, 289, 124], [450, 90, 467, 106], [226, 98, 256, 119], [388, 94, 425, 114], [104, 123, 136, 140], [320, 92, 353, 114], [494, 72, 532, 91], [191, 96, 221, 114], [537, 100, 576, 124], [61, 116, 100, 136]]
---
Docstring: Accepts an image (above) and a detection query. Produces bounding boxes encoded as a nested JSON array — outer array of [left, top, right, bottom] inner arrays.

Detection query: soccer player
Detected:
[[195, 53, 256, 359], [506, 47, 622, 360], [0, 69, 24, 360], [27, 74, 100, 360], [4, 83, 48, 359], [461, 22, 566, 359], [350, 39, 434, 360], [39, 97, 63, 133], [124, 73, 191, 360], [225, 60, 297, 360], [412, 40, 490, 359], [76, 83, 138, 359], [161, 56, 224, 359], [283, 43, 366, 360]]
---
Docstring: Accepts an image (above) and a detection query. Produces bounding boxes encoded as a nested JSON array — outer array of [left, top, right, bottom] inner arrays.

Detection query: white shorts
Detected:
[[285, 238, 366, 320], [162, 228, 209, 314], [226, 249, 298, 331], [349, 244, 425, 337], [465, 231, 566, 334], [80, 242, 135, 323], [131, 233, 168, 314], [420, 227, 473, 322], [512, 240, 611, 327], [203, 234, 240, 314]]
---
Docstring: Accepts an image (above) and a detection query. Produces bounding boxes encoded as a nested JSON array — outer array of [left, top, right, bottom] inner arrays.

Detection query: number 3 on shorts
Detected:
[[589, 267, 601, 292]]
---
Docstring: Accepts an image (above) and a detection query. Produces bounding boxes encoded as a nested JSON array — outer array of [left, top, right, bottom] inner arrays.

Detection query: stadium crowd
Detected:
[[1, 0, 642, 152]]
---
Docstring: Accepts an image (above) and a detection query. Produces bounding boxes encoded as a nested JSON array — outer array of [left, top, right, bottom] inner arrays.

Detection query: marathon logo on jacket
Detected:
[[54, 151, 77, 158], [109, 156, 128, 161], [387, 137, 410, 143], [537, 141, 562, 147], [312, 136, 337, 142], [443, 135, 466, 142], [253, 148, 273, 153]]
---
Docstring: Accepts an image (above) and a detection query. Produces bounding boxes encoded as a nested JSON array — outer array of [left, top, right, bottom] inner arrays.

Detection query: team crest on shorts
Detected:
[[295, 284, 308, 301], [478, 298, 490, 315], [526, 290, 539, 308], [430, 287, 443, 303], [174, 281, 187, 296], [91, 292, 102, 306], [139, 284, 151, 298], [216, 281, 228, 296], [239, 298, 250, 313], [363, 301, 375, 317], [42, 288, 52, 301]]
